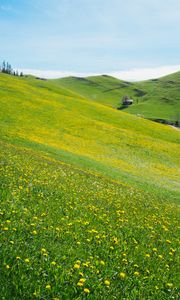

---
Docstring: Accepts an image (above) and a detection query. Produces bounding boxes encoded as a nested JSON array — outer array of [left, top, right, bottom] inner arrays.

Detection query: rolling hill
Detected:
[[52, 71, 180, 123], [0, 72, 179, 197], [0, 72, 179, 299]]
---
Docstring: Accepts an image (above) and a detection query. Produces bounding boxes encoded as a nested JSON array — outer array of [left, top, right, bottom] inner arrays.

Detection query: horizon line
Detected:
[[17, 64, 180, 82]]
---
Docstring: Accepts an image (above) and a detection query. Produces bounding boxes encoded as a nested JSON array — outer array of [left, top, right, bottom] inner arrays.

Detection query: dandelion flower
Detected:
[[45, 284, 51, 289], [166, 240, 171, 244], [6, 264, 10, 269], [104, 280, 110, 286], [41, 248, 46, 252], [119, 272, 126, 279], [77, 282, 84, 287], [84, 288, 90, 294], [166, 283, 173, 288], [79, 278, 86, 283], [74, 263, 80, 269]]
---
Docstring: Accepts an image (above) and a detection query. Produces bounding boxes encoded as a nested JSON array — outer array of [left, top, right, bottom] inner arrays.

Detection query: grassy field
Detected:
[[0, 72, 180, 299], [1, 142, 179, 300], [53, 72, 180, 122]]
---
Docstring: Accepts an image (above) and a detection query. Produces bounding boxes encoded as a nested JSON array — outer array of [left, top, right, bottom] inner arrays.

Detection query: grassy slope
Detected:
[[0, 73, 179, 198], [52, 72, 180, 121], [0, 73, 179, 299], [1, 141, 179, 300]]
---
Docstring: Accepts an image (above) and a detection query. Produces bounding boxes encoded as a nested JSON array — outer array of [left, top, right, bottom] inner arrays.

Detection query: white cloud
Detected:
[[110, 65, 180, 81], [19, 69, 100, 79], [20, 65, 180, 81]]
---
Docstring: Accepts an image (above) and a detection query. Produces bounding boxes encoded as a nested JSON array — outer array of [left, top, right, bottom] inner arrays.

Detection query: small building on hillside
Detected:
[[122, 95, 134, 105]]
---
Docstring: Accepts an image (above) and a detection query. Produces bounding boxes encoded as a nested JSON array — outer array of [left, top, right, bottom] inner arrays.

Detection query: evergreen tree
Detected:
[[1, 60, 15, 75], [2, 60, 6, 73]]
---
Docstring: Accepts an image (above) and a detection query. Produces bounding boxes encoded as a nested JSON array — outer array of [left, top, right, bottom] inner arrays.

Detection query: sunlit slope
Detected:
[[1, 141, 179, 299], [53, 72, 180, 121], [0, 73, 180, 197]]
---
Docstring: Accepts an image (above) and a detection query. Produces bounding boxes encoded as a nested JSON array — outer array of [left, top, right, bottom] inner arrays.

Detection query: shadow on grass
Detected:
[[117, 105, 129, 110]]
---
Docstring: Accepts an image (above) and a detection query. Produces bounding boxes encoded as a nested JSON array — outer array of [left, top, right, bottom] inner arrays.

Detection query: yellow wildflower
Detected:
[[77, 282, 84, 287], [119, 272, 126, 279], [104, 280, 110, 286], [45, 284, 51, 289], [166, 240, 171, 244], [79, 278, 86, 283], [74, 263, 80, 269], [41, 248, 46, 252], [166, 283, 173, 288], [43, 253, 48, 257], [84, 288, 90, 294]]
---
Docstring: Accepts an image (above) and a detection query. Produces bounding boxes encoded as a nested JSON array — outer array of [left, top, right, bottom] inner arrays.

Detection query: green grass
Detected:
[[0, 73, 179, 196], [1, 141, 179, 299], [53, 72, 180, 122], [0, 72, 180, 299]]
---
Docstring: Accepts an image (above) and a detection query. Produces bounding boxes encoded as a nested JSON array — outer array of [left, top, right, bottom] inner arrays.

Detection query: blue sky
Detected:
[[0, 0, 180, 79]]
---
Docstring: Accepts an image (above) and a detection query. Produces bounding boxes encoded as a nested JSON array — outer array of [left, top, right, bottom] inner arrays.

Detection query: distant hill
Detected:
[[51, 71, 180, 123]]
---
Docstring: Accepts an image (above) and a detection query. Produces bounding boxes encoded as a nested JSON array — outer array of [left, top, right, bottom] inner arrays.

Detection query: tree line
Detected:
[[0, 60, 23, 77]]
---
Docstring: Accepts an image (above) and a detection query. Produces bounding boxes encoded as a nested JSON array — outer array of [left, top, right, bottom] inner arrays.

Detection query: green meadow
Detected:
[[0, 72, 179, 299], [54, 72, 180, 122]]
